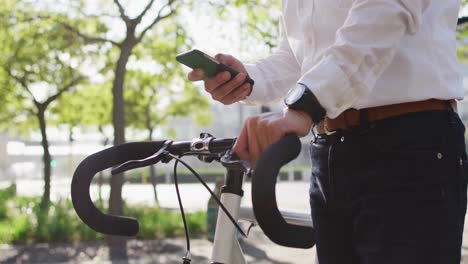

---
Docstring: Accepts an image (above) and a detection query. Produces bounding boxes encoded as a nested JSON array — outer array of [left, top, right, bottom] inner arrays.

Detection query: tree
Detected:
[[56, 0, 182, 220], [0, 1, 86, 211], [51, 0, 282, 214], [125, 68, 212, 204], [52, 83, 113, 205]]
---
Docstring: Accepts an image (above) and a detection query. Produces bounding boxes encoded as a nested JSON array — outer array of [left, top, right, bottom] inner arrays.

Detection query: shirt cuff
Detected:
[[299, 55, 359, 118], [240, 64, 269, 105]]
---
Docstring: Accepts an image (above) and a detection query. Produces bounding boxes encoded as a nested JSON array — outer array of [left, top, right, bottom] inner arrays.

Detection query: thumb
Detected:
[[215, 53, 237, 67], [187, 69, 205, 81]]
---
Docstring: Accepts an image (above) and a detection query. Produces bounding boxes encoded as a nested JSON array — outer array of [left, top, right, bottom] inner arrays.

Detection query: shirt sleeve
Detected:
[[242, 16, 301, 105], [299, 0, 431, 118]]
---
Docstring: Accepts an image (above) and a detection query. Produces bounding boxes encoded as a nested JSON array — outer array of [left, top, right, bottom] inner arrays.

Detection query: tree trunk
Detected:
[[108, 41, 134, 261], [108, 44, 133, 217], [97, 128, 109, 208], [147, 128, 159, 206], [98, 171, 104, 207], [149, 165, 158, 205], [37, 107, 51, 212]]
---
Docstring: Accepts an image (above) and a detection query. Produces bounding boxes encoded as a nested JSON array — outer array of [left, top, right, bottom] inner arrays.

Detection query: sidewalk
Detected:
[[0, 229, 315, 264], [2, 221, 468, 264], [2, 222, 468, 264]]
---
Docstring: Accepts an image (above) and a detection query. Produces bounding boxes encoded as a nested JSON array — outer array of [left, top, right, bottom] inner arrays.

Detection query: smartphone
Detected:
[[176, 49, 254, 86]]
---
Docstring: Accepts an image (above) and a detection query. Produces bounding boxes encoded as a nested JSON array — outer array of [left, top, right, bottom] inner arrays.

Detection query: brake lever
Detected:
[[111, 140, 173, 175]]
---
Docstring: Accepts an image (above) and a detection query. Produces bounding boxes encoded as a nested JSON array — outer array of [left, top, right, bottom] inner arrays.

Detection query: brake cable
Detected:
[[173, 158, 192, 263], [169, 154, 247, 263]]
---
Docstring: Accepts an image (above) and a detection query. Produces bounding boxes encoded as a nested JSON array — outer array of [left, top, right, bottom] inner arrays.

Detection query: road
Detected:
[[1, 179, 311, 212]]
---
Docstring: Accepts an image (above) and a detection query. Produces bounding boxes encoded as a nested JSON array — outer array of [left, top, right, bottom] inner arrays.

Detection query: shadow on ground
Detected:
[[0, 239, 201, 263], [240, 239, 295, 264], [0, 236, 300, 264]]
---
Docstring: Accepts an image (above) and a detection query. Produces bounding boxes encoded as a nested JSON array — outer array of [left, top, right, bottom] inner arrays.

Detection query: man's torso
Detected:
[[281, 0, 464, 108]]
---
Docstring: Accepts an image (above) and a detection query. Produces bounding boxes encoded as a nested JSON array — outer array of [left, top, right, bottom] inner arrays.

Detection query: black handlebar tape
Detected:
[[71, 141, 165, 236], [251, 134, 315, 249]]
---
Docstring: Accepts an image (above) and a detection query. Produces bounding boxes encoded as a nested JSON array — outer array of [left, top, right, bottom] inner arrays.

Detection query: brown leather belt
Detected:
[[316, 99, 457, 135]]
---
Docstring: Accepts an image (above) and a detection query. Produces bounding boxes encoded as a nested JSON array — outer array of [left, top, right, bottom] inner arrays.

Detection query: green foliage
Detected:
[[457, 1, 468, 62], [123, 15, 214, 139], [124, 205, 206, 239], [0, 195, 37, 243], [0, 192, 101, 244], [0, 184, 207, 244], [0, 184, 16, 220], [124, 66, 213, 138], [212, 0, 281, 51], [1, 0, 281, 137], [0, 214, 31, 244], [0, 1, 88, 136], [52, 83, 112, 130]]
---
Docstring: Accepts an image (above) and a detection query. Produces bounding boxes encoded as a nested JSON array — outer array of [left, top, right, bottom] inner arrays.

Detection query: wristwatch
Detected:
[[284, 83, 326, 123]]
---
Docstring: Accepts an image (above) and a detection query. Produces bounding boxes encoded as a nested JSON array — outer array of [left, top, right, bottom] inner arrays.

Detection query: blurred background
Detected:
[[2, 0, 468, 263]]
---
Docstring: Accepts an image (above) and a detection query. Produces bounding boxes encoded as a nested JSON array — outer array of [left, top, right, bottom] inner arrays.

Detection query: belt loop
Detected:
[[311, 123, 318, 143], [446, 100, 457, 125], [446, 100, 455, 112], [359, 109, 369, 133]]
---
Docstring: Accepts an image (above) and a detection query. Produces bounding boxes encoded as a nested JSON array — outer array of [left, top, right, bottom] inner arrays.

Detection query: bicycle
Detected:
[[71, 133, 315, 263]]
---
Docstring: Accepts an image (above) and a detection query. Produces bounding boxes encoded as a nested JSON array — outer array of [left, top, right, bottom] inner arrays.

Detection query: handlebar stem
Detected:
[[191, 133, 214, 152]]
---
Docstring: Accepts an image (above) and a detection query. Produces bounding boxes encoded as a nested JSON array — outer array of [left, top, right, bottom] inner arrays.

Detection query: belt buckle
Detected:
[[324, 123, 337, 136], [318, 120, 338, 136]]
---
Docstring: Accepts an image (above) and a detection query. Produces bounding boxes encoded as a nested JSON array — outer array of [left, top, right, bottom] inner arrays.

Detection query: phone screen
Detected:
[[176, 49, 220, 77], [176, 49, 255, 86]]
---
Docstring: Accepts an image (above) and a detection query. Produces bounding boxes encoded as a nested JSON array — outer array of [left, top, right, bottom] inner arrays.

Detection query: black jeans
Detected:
[[309, 110, 468, 264]]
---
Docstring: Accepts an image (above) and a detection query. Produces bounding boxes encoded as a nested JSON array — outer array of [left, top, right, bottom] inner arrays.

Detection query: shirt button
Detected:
[[335, 101, 344, 109], [306, 36, 313, 45]]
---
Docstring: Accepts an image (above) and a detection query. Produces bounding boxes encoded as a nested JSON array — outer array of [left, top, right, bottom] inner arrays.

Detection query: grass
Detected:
[[0, 184, 207, 244], [125, 205, 206, 240]]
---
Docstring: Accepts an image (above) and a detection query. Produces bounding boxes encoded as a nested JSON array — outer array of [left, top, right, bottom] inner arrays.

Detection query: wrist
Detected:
[[283, 107, 312, 122], [284, 83, 326, 123], [283, 108, 313, 136]]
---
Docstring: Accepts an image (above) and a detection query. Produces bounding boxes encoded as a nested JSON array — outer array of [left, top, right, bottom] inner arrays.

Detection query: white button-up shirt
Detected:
[[244, 0, 463, 118]]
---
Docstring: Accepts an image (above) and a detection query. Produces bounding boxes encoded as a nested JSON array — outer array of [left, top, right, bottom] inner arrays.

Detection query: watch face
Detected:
[[284, 85, 306, 105]]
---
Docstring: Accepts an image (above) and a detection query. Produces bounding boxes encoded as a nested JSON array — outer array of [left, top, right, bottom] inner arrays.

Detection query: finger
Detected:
[[220, 83, 252, 105], [256, 118, 272, 154], [215, 53, 236, 66], [187, 69, 205, 81], [204, 71, 231, 93], [211, 73, 247, 101], [246, 118, 262, 169], [233, 122, 250, 162]]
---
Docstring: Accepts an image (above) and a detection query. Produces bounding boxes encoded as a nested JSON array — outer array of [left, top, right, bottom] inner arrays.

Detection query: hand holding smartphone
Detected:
[[176, 49, 254, 86]]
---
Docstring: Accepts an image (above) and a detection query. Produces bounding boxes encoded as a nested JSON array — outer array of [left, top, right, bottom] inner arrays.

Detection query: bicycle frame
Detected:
[[211, 163, 313, 263], [71, 134, 315, 264]]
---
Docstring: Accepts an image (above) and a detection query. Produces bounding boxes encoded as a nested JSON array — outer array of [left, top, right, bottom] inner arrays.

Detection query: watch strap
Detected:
[[288, 84, 326, 123]]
